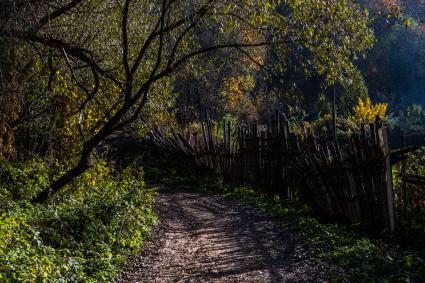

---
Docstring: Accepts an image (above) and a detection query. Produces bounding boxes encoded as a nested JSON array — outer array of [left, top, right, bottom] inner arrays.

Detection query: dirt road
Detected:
[[117, 188, 327, 282]]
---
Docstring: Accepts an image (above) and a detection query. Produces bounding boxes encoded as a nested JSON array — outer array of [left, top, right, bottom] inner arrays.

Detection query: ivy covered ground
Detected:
[[0, 159, 157, 282]]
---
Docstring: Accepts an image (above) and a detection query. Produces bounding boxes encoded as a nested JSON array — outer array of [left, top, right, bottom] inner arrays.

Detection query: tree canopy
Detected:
[[1, 0, 374, 201]]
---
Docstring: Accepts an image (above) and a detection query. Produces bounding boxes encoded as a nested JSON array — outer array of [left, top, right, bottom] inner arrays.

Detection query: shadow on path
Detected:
[[117, 187, 327, 283]]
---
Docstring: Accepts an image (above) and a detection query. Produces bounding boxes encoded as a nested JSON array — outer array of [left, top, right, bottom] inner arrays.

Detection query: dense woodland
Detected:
[[1, 0, 425, 282]]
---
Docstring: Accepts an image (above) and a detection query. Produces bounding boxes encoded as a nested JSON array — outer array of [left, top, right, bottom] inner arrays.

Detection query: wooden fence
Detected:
[[151, 114, 396, 232]]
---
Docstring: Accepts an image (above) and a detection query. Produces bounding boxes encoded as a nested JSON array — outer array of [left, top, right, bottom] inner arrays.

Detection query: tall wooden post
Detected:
[[381, 126, 395, 232]]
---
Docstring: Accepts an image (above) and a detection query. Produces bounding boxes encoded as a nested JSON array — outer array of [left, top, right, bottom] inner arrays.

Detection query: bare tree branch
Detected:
[[33, 0, 86, 32]]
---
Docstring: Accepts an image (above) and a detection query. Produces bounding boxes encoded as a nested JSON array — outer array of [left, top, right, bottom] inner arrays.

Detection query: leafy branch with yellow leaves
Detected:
[[352, 98, 388, 123]]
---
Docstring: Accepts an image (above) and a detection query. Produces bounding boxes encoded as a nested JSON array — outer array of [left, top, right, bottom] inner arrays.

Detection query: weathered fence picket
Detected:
[[150, 114, 397, 232]]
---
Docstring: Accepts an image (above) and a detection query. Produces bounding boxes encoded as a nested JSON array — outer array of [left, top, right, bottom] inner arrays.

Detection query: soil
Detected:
[[116, 187, 328, 283]]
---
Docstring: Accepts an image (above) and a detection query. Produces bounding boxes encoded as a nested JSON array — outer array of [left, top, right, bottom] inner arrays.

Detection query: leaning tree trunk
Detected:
[[32, 158, 89, 203], [32, 99, 135, 203], [32, 143, 92, 203]]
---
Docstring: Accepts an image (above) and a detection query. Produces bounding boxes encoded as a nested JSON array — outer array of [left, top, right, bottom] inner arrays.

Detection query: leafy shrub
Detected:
[[0, 159, 157, 282], [351, 97, 388, 123], [0, 212, 85, 282], [0, 158, 50, 202]]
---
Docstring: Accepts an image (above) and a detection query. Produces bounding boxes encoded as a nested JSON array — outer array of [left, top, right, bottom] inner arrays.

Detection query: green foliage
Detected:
[[338, 68, 369, 116], [274, 0, 374, 85], [137, 77, 178, 137], [392, 148, 425, 248], [162, 0, 374, 124], [0, 212, 78, 282], [225, 187, 425, 282], [0, 160, 157, 282], [160, 170, 425, 282]]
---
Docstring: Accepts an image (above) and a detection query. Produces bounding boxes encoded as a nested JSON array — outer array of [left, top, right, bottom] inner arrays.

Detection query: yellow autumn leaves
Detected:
[[220, 75, 255, 108], [352, 98, 388, 123], [52, 70, 123, 140]]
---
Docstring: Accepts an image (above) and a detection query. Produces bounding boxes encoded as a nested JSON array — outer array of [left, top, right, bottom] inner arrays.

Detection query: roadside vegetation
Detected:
[[228, 187, 425, 282], [0, 160, 156, 282], [149, 166, 425, 282]]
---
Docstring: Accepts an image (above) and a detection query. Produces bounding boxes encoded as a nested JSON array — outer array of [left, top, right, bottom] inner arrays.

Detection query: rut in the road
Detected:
[[116, 187, 327, 283]]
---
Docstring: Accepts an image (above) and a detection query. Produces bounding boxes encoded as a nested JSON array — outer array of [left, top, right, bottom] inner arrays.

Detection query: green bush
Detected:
[[0, 212, 81, 282], [0, 159, 157, 282], [0, 158, 50, 202]]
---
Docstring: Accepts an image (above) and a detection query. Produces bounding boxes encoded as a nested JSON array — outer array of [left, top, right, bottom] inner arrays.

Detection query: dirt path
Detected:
[[116, 187, 328, 282]]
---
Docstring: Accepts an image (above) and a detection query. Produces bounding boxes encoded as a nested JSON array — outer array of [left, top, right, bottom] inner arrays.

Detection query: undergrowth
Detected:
[[0, 158, 157, 282], [147, 166, 425, 282], [224, 187, 425, 282]]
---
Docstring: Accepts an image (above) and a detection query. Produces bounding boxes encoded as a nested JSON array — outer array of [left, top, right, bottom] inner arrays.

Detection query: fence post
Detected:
[[381, 126, 396, 233], [237, 127, 245, 186], [402, 134, 407, 215]]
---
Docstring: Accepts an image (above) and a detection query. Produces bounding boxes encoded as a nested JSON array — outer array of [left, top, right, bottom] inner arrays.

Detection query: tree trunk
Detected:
[[32, 160, 89, 203], [31, 97, 137, 203], [32, 145, 92, 203]]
